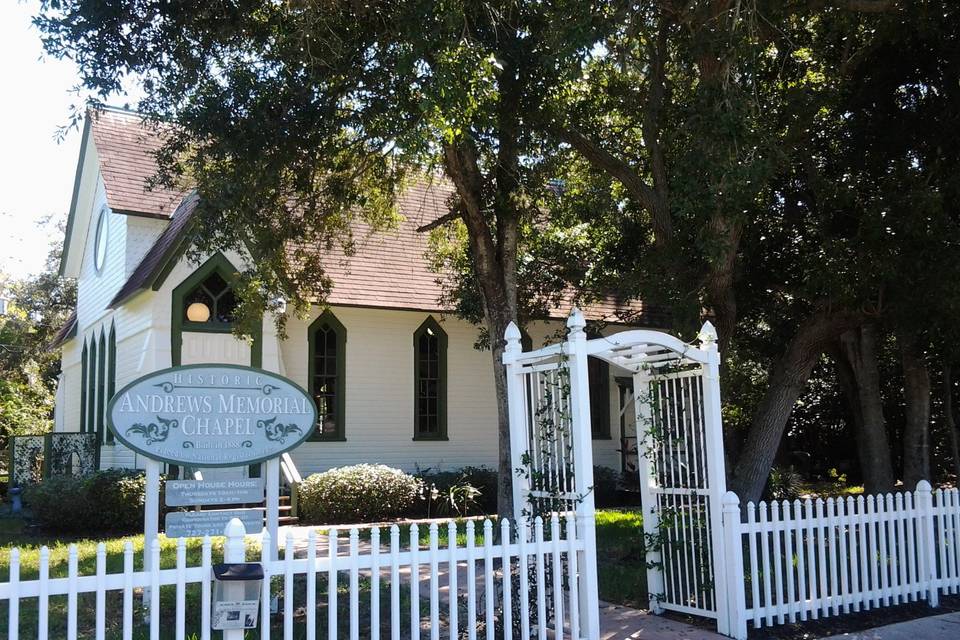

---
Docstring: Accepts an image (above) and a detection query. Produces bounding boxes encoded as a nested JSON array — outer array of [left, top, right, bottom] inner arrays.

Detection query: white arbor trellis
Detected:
[[503, 310, 734, 638]]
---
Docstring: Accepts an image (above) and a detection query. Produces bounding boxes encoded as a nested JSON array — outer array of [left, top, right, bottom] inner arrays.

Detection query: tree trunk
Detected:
[[838, 325, 895, 493], [730, 308, 864, 504], [900, 331, 931, 488], [442, 141, 520, 518], [943, 361, 960, 481]]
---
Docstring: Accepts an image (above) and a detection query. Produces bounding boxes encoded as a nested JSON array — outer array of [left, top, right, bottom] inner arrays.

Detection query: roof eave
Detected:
[[58, 118, 93, 277]]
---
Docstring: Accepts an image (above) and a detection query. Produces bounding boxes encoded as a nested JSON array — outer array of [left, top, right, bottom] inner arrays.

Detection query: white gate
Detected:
[[503, 311, 733, 637]]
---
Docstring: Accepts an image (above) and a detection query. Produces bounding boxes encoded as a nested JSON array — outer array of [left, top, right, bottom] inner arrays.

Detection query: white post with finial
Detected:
[[698, 321, 736, 635], [142, 458, 161, 618], [503, 321, 529, 523], [565, 308, 601, 640], [222, 518, 248, 640]]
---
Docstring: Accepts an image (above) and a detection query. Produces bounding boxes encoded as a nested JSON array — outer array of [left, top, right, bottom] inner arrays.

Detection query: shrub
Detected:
[[27, 474, 87, 532], [299, 464, 424, 524], [28, 468, 153, 534], [417, 466, 498, 516], [766, 466, 804, 501], [592, 466, 620, 507]]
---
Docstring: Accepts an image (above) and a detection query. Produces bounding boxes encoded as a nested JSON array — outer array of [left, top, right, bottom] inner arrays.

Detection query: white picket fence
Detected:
[[1, 514, 590, 640], [721, 480, 960, 639]]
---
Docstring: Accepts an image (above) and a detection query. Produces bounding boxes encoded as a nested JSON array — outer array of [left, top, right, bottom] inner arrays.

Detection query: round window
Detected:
[[94, 206, 109, 272]]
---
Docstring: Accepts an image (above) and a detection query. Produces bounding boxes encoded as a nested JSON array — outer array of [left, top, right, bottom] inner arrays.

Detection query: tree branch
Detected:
[[415, 210, 461, 233], [554, 124, 673, 243]]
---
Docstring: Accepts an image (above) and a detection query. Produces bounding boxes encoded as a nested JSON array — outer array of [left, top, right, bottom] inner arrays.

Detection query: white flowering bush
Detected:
[[298, 464, 425, 524]]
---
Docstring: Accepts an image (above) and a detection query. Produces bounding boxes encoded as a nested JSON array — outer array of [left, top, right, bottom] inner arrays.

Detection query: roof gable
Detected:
[[87, 108, 187, 218]]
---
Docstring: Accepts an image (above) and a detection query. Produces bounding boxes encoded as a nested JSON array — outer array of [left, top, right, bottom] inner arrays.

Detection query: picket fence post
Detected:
[[916, 480, 939, 607], [223, 518, 248, 640], [722, 492, 748, 640]]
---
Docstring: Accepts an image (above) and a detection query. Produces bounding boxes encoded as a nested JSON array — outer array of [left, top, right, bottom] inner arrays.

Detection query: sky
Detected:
[[0, 1, 135, 281]]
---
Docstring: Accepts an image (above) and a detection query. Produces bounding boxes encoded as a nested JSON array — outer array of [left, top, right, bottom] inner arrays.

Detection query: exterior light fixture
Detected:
[[186, 302, 211, 323]]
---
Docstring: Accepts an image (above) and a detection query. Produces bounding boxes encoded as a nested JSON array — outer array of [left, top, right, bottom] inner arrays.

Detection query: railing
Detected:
[[279, 452, 302, 518], [1, 514, 589, 640], [721, 480, 959, 639]]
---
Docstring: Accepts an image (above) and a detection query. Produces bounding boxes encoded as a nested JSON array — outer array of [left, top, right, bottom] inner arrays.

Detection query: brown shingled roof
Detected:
[[93, 109, 654, 324], [88, 108, 189, 218]]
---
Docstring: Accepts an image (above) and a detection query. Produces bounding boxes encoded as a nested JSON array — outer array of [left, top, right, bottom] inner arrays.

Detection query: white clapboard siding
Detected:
[[0, 515, 588, 640], [723, 481, 960, 639]]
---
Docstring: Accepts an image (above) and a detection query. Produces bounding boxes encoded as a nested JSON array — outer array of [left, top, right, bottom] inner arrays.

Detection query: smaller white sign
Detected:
[[166, 478, 265, 507], [165, 509, 263, 538], [212, 600, 260, 630]]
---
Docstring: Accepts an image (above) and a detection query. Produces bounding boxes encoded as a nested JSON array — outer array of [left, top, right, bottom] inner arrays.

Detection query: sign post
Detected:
[[265, 458, 280, 560]]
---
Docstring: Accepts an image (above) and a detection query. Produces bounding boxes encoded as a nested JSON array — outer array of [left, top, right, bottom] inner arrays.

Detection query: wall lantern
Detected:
[[211, 563, 263, 630], [186, 301, 211, 323]]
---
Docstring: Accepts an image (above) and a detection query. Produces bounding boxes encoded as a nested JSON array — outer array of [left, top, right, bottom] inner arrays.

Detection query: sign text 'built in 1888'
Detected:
[[107, 364, 317, 467]]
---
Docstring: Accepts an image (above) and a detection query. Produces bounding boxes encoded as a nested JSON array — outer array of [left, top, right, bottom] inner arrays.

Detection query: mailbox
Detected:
[[211, 563, 263, 630]]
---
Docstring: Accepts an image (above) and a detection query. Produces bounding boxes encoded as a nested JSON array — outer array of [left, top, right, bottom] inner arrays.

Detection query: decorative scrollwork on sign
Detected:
[[126, 416, 178, 444], [256, 417, 303, 444], [262, 384, 280, 395], [241, 440, 253, 448], [154, 381, 175, 393]]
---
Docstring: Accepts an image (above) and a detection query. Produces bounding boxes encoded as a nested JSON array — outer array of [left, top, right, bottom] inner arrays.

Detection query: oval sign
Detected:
[[107, 364, 317, 467]]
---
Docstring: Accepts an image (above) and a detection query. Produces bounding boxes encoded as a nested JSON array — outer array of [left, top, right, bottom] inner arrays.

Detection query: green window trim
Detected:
[[307, 309, 346, 442], [80, 343, 88, 433], [413, 316, 448, 441], [106, 323, 116, 444], [589, 356, 611, 440], [170, 252, 262, 368], [96, 331, 106, 444], [86, 337, 98, 436]]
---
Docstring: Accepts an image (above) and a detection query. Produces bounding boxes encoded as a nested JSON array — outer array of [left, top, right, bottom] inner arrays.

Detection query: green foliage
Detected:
[[26, 469, 154, 534], [0, 377, 54, 445], [765, 466, 804, 502], [0, 236, 76, 448], [298, 464, 425, 525], [417, 466, 498, 517], [592, 465, 620, 508]]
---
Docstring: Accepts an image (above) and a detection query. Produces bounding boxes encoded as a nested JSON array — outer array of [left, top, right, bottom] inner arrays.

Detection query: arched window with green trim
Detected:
[[106, 323, 116, 443], [80, 342, 88, 433], [586, 324, 611, 439], [413, 316, 447, 440], [96, 330, 106, 443], [170, 253, 262, 367], [308, 310, 346, 441], [86, 336, 98, 435]]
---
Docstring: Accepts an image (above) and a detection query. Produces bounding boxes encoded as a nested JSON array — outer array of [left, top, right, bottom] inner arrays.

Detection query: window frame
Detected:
[[93, 206, 109, 274], [86, 335, 98, 436], [105, 323, 116, 444], [413, 316, 448, 441], [307, 309, 347, 442], [80, 342, 88, 433], [170, 253, 262, 367], [588, 355, 612, 440]]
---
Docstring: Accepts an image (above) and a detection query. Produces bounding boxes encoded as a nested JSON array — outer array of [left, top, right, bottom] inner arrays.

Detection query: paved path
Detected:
[[599, 602, 724, 639], [820, 611, 960, 639]]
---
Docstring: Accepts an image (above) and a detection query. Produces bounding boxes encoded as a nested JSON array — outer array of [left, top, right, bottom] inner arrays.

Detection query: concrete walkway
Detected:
[[820, 611, 960, 639], [599, 602, 724, 639]]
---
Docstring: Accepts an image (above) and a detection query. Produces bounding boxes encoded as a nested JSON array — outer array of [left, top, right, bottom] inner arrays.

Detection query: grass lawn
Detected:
[[0, 508, 650, 637], [594, 509, 648, 609]]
